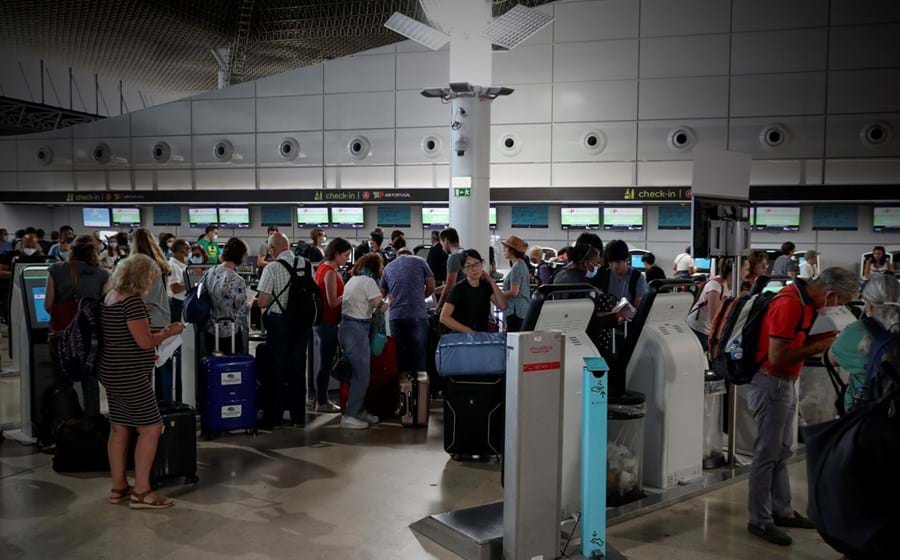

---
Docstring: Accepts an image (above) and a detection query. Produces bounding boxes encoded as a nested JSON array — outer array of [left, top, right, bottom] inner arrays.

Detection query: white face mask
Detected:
[[109, 241, 118, 249], [23, 247, 37, 256], [59, 252, 70, 260], [190, 255, 204, 264], [817, 293, 842, 316], [167, 241, 175, 249], [585, 265, 599, 279], [212, 234, 219, 241]]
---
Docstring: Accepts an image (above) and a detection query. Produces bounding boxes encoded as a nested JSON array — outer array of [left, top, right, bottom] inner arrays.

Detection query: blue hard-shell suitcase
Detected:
[[201, 322, 257, 434], [435, 332, 507, 377]]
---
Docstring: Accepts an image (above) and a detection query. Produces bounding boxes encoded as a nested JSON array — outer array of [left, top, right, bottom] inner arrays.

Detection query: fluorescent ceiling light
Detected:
[[483, 5, 553, 50], [384, 12, 449, 51], [418, 0, 453, 33]]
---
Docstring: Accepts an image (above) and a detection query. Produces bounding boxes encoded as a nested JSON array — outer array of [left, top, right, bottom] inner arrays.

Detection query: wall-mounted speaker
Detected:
[[279, 137, 301, 161], [759, 123, 789, 148], [347, 136, 370, 160], [152, 142, 171, 163], [35, 145, 54, 166], [92, 143, 111, 164], [860, 121, 892, 147], [667, 127, 696, 153], [213, 139, 234, 161]]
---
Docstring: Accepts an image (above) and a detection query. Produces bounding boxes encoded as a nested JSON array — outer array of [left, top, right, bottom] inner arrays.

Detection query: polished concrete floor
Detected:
[[0, 404, 841, 560]]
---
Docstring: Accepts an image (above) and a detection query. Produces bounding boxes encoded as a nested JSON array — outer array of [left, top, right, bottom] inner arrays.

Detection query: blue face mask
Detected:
[[585, 265, 599, 279], [189, 255, 204, 264]]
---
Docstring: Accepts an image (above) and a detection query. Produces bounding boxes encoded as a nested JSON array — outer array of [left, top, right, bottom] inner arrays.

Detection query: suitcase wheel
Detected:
[[188, 475, 199, 485]]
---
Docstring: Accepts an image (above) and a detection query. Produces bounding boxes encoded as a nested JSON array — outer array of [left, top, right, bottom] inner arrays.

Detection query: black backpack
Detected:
[[269, 256, 322, 328], [597, 267, 641, 304]]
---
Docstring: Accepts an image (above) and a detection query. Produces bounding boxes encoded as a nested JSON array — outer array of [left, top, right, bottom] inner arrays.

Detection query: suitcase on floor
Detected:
[[52, 414, 117, 473], [201, 321, 257, 434], [340, 336, 400, 419], [399, 372, 430, 428], [442, 374, 505, 458], [435, 332, 507, 376], [152, 401, 198, 486]]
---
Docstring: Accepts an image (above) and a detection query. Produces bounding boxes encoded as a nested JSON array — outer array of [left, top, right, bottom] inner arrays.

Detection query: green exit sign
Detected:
[[454, 187, 471, 198]]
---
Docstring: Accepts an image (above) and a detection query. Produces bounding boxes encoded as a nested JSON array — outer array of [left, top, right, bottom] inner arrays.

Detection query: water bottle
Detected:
[[728, 339, 743, 361]]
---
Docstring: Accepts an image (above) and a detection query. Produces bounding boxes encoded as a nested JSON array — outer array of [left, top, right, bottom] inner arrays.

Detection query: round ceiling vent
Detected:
[[860, 121, 892, 147], [667, 127, 696, 153], [92, 143, 111, 164], [421, 135, 442, 158], [35, 145, 54, 166], [582, 129, 607, 154], [347, 136, 370, 160], [759, 123, 789, 149], [498, 133, 523, 156], [152, 142, 171, 163], [213, 139, 234, 161], [279, 137, 300, 161]]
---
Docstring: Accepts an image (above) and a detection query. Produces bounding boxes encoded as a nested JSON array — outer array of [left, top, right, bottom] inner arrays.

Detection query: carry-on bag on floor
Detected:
[[52, 414, 127, 473], [435, 333, 507, 377], [442, 374, 505, 459], [152, 400, 199, 487], [340, 337, 400, 420], [201, 321, 257, 434], [399, 372, 430, 428]]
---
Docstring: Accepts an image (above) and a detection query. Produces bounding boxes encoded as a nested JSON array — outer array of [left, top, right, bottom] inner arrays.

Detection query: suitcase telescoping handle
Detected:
[[213, 318, 237, 354]]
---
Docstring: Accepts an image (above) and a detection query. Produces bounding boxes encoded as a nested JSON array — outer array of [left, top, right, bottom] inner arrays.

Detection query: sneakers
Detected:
[[340, 416, 369, 430], [358, 411, 380, 424], [315, 401, 342, 413], [773, 511, 817, 529], [748, 523, 793, 547]]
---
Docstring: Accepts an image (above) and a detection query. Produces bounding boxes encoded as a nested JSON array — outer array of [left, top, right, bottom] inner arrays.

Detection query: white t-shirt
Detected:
[[798, 262, 816, 279], [341, 275, 382, 320], [167, 257, 188, 301], [687, 277, 727, 335], [674, 253, 694, 273]]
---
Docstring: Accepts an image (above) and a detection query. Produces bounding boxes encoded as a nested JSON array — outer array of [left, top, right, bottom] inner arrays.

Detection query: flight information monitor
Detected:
[[153, 206, 182, 226], [658, 206, 691, 230], [377, 206, 411, 228], [260, 206, 292, 227], [753, 207, 800, 232], [219, 207, 250, 228], [189, 208, 219, 228], [297, 207, 329, 228], [511, 206, 549, 228], [111, 207, 141, 227], [813, 206, 857, 231], [422, 207, 450, 229], [82, 208, 110, 228], [489, 207, 497, 230], [331, 207, 365, 228], [560, 207, 600, 230], [603, 207, 643, 231], [873, 207, 900, 232]]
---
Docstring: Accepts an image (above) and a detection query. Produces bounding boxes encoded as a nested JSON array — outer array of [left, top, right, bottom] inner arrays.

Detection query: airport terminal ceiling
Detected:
[[0, 0, 554, 96]]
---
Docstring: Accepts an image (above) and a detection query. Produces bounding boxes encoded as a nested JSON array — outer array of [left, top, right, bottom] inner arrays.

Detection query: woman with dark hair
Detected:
[[313, 237, 353, 412], [158, 232, 176, 260], [305, 228, 326, 263], [44, 235, 110, 415], [551, 243, 600, 285], [741, 250, 769, 294], [338, 253, 389, 429], [203, 237, 250, 356], [499, 236, 531, 332], [687, 258, 734, 351], [864, 245, 893, 278], [440, 249, 507, 334]]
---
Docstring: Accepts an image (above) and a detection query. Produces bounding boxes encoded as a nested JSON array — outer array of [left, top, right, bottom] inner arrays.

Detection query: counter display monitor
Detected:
[[694, 257, 711, 271], [511, 206, 549, 228], [489, 207, 497, 230], [753, 207, 800, 232], [813, 206, 858, 231], [377, 206, 411, 228], [331, 207, 365, 229], [873, 207, 900, 232], [422, 207, 450, 229], [30, 286, 51, 325], [219, 207, 250, 228], [560, 207, 600, 230], [260, 206, 292, 227], [658, 205, 691, 230], [603, 207, 643, 231], [631, 254, 645, 269], [82, 207, 110, 228], [297, 207, 329, 228], [111, 207, 141, 227], [153, 206, 182, 226], [189, 208, 219, 228]]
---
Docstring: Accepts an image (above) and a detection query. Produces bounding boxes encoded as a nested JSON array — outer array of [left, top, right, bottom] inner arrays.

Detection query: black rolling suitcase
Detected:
[[152, 401, 199, 486], [442, 374, 505, 459]]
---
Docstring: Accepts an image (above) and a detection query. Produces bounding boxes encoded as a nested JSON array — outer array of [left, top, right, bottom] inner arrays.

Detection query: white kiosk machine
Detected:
[[179, 263, 214, 408], [3, 264, 53, 444]]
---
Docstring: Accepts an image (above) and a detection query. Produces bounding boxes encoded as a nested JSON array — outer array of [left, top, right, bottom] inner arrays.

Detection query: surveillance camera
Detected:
[[454, 137, 469, 157]]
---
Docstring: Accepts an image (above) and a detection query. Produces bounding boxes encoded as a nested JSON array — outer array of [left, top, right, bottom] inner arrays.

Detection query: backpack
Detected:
[[597, 267, 641, 304], [182, 271, 212, 324], [58, 297, 103, 383], [710, 287, 809, 385], [269, 256, 322, 327], [688, 277, 724, 319], [860, 318, 900, 403]]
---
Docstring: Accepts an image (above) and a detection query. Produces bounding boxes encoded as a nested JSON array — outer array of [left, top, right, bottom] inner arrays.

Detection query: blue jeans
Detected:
[[339, 318, 371, 417], [390, 318, 429, 373], [314, 322, 339, 404], [746, 373, 797, 527], [263, 313, 308, 424]]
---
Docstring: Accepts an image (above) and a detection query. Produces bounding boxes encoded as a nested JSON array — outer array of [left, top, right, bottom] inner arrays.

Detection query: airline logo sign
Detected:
[[624, 187, 691, 201]]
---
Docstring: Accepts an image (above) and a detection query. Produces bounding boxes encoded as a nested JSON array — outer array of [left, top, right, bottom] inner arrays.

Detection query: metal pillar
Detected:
[[449, 94, 492, 261]]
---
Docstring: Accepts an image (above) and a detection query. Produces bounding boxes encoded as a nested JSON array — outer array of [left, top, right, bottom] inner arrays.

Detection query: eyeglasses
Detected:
[[464, 261, 483, 270]]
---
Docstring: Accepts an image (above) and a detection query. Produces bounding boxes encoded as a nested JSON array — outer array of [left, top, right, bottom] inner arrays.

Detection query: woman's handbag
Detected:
[[330, 346, 353, 383], [370, 310, 387, 357]]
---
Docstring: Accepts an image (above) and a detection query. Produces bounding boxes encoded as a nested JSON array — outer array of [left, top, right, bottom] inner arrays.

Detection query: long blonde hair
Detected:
[[109, 253, 160, 296], [130, 227, 170, 275]]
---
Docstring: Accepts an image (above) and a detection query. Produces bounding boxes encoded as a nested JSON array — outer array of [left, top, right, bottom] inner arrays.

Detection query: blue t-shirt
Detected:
[[380, 255, 434, 320], [0, 241, 12, 255], [606, 267, 647, 306], [502, 260, 531, 319]]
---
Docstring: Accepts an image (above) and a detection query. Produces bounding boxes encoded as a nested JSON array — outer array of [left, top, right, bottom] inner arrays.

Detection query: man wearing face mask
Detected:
[[0, 233, 46, 279], [48, 225, 74, 260], [198, 225, 220, 264], [188, 244, 208, 265], [746, 267, 859, 547], [597, 240, 647, 308], [0, 228, 13, 255]]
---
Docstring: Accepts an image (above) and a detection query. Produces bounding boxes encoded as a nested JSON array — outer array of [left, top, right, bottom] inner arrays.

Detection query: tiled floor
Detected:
[[0, 406, 841, 560]]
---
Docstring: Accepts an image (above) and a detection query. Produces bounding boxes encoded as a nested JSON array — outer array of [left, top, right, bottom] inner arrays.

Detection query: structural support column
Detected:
[[449, 95, 492, 262]]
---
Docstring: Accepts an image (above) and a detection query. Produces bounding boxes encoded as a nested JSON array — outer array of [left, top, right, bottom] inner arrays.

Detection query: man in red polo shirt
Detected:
[[747, 267, 859, 547]]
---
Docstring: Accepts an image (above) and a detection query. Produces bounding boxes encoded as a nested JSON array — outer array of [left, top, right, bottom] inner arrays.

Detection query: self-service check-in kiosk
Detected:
[[628, 249, 650, 273], [3, 263, 53, 444], [180, 263, 214, 408]]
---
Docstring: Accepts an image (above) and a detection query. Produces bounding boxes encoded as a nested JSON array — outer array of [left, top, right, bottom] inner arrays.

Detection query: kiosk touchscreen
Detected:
[[629, 249, 650, 272]]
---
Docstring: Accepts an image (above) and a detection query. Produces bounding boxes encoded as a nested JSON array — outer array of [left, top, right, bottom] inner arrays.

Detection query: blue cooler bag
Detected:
[[435, 332, 507, 376]]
